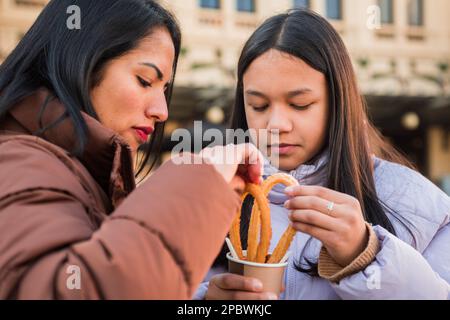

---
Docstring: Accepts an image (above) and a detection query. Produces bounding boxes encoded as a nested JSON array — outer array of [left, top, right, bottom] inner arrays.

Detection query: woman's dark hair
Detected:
[[0, 0, 181, 179], [216, 9, 416, 274]]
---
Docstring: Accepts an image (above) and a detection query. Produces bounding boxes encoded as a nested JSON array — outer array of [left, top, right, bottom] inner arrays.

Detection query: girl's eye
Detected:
[[291, 103, 312, 110], [137, 76, 152, 88], [251, 104, 269, 112]]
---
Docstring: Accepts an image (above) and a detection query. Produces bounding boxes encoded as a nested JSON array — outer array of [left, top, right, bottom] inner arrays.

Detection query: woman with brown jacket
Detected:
[[0, 0, 263, 299]]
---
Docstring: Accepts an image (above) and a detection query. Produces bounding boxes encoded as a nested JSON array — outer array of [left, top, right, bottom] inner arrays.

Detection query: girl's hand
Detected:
[[284, 185, 369, 267], [205, 273, 278, 300]]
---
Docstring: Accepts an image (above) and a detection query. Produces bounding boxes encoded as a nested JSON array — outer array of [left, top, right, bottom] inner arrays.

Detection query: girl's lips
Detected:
[[270, 144, 300, 155], [133, 127, 154, 143]]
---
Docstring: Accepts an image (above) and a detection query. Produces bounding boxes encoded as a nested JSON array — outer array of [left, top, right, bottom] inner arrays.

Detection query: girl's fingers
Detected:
[[212, 273, 263, 292], [289, 209, 341, 231], [207, 286, 278, 300], [285, 185, 353, 204], [207, 273, 279, 300], [291, 221, 333, 244], [284, 196, 345, 218], [224, 291, 278, 300]]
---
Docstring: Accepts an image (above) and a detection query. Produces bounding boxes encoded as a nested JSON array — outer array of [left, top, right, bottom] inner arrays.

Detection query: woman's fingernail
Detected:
[[253, 280, 263, 291], [285, 186, 294, 194], [266, 293, 278, 300], [284, 200, 290, 208]]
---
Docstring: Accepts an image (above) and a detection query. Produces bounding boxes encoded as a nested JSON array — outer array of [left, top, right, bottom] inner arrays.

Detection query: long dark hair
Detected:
[[0, 0, 181, 180], [221, 9, 416, 274]]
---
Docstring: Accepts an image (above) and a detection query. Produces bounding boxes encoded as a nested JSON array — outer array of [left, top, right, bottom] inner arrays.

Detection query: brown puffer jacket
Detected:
[[0, 89, 240, 299]]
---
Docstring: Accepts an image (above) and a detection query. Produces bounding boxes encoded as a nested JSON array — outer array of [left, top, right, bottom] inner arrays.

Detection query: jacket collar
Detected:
[[6, 88, 136, 208]]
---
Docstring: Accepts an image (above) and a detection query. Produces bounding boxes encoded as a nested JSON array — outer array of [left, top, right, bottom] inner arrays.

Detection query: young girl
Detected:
[[197, 9, 450, 300]]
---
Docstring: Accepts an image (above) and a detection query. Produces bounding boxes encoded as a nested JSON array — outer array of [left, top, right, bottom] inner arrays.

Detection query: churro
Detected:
[[230, 173, 299, 264], [230, 183, 270, 261]]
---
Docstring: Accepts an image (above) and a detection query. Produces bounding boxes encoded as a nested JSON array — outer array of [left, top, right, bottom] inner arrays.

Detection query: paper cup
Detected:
[[226, 251, 288, 296]]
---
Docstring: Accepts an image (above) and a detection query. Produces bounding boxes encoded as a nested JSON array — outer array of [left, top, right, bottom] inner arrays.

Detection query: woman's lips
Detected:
[[269, 144, 300, 155], [133, 126, 154, 143]]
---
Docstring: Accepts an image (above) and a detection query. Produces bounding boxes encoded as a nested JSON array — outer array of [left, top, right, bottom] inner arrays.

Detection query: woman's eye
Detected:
[[137, 76, 152, 88], [251, 104, 269, 112], [291, 103, 312, 110]]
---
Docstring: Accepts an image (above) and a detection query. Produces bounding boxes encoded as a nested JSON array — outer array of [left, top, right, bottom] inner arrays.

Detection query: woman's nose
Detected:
[[145, 91, 168, 122]]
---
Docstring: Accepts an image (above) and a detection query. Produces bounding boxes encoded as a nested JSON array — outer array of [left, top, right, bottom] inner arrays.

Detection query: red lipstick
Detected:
[[133, 126, 154, 143]]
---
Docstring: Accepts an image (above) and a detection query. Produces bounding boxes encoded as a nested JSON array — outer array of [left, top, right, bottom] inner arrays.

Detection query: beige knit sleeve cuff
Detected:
[[318, 222, 380, 283]]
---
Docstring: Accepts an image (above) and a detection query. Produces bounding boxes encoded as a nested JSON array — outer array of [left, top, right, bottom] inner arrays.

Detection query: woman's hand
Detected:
[[205, 273, 278, 300], [284, 185, 369, 267], [199, 144, 264, 195]]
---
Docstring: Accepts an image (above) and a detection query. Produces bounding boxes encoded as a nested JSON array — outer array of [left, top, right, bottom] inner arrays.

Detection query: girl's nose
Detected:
[[267, 107, 293, 133]]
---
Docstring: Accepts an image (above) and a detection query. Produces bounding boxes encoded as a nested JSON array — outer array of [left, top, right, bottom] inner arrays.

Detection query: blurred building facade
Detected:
[[1, 0, 450, 192], [0, 0, 46, 58]]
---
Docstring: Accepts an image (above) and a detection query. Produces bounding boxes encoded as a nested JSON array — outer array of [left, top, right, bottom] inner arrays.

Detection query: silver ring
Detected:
[[326, 201, 335, 214]]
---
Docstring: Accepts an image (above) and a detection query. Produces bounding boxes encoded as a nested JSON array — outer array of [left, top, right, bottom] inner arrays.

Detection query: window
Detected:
[[293, 0, 310, 9], [378, 0, 394, 24], [199, 0, 221, 9], [237, 0, 256, 13], [408, 0, 424, 26], [326, 0, 342, 20]]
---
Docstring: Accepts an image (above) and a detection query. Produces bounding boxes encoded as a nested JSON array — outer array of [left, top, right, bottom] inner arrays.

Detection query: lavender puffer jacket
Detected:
[[195, 154, 450, 300]]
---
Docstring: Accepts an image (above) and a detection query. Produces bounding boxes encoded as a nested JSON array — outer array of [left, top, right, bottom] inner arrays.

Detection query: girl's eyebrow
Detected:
[[245, 90, 267, 99], [245, 88, 312, 99], [286, 88, 312, 98]]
